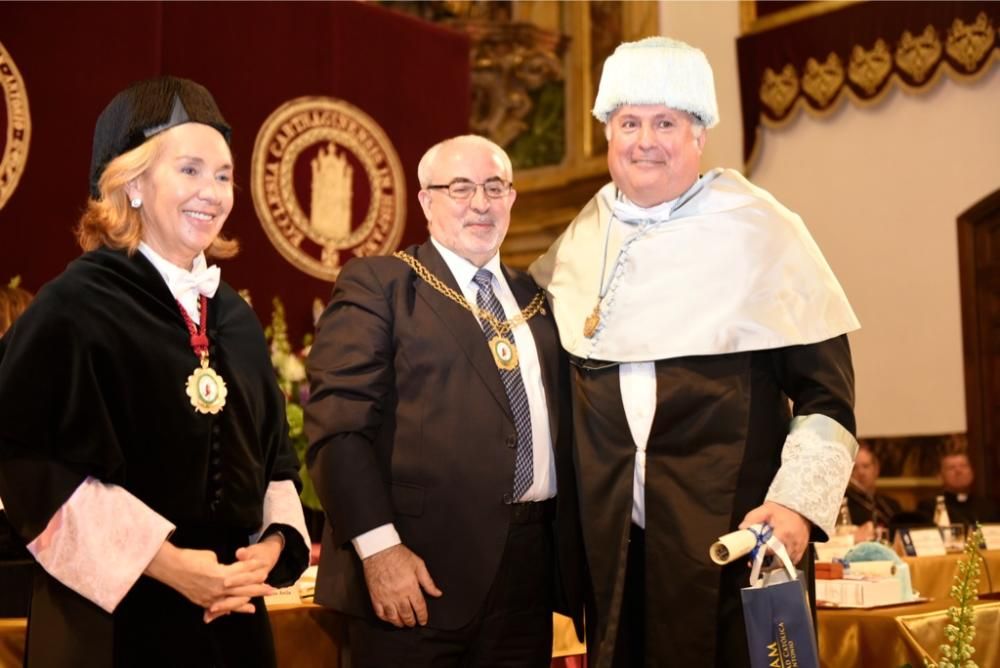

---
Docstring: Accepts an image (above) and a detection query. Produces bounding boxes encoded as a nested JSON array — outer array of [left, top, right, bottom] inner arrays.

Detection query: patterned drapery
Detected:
[[737, 1, 999, 167]]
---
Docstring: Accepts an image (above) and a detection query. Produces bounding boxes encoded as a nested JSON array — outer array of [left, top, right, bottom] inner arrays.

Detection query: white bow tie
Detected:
[[172, 264, 221, 299]]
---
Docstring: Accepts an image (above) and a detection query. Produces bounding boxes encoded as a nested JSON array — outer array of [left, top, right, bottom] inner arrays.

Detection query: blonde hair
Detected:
[[0, 281, 33, 336], [76, 133, 238, 259]]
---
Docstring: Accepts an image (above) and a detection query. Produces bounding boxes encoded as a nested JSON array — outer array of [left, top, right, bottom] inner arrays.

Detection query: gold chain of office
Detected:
[[392, 251, 546, 339]]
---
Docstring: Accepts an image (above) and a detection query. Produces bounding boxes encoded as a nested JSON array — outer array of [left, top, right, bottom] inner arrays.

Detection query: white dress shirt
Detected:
[[619, 362, 656, 529], [353, 238, 556, 559]]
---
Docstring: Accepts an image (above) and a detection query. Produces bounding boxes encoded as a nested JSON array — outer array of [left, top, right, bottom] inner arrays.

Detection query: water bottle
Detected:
[[933, 495, 951, 527], [934, 495, 955, 550], [834, 497, 854, 536]]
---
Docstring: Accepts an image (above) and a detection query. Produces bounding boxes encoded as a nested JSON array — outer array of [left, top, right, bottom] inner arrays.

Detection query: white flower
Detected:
[[280, 354, 306, 383]]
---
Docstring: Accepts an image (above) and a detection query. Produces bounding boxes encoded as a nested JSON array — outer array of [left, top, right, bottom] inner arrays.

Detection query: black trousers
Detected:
[[349, 505, 556, 668]]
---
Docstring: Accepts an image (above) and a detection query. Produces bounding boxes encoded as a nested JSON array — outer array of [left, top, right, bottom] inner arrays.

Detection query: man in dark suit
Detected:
[[845, 443, 901, 541], [305, 134, 583, 667], [918, 451, 999, 527]]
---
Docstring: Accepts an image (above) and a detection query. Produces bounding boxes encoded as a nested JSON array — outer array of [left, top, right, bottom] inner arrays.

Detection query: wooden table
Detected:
[[817, 598, 1000, 667], [0, 617, 25, 668], [902, 549, 1000, 600], [0, 605, 585, 668]]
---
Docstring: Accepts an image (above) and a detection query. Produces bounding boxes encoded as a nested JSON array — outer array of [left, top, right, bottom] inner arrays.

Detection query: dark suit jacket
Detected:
[[845, 482, 902, 527], [305, 241, 584, 635], [917, 491, 1000, 527]]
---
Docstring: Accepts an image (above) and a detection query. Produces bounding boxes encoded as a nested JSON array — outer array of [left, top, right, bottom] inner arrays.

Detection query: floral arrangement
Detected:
[[263, 296, 322, 511], [926, 524, 985, 668]]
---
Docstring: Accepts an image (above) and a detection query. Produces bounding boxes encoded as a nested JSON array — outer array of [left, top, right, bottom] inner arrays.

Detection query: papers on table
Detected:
[[263, 565, 317, 608], [980, 524, 1000, 550], [894, 528, 946, 557]]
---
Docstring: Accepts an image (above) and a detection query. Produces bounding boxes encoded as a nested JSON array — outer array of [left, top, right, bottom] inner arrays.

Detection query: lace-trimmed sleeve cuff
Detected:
[[765, 414, 858, 541]]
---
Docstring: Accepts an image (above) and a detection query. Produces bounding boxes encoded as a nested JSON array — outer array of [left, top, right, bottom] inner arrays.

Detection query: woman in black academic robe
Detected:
[[0, 77, 309, 667]]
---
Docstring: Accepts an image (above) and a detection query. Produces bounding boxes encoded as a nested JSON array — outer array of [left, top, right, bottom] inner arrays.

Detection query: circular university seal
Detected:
[[251, 97, 406, 281], [0, 40, 31, 212]]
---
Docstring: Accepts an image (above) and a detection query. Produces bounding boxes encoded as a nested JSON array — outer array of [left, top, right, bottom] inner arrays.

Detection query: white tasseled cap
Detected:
[[592, 36, 720, 128]]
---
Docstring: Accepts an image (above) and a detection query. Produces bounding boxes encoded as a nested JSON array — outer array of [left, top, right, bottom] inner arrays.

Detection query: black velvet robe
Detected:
[[572, 336, 855, 668], [0, 247, 307, 667]]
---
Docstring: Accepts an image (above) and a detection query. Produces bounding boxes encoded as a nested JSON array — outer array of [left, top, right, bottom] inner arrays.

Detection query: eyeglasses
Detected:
[[426, 179, 512, 200]]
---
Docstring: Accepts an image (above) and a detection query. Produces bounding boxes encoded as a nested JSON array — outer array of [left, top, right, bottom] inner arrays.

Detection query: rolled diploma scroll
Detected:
[[846, 560, 897, 577], [710, 523, 766, 565]]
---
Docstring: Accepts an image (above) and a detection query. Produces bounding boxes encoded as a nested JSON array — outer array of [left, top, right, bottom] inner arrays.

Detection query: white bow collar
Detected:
[[138, 242, 221, 323]]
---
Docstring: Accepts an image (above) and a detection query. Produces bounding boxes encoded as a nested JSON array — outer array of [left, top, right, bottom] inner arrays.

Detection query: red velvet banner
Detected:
[[0, 1, 470, 342]]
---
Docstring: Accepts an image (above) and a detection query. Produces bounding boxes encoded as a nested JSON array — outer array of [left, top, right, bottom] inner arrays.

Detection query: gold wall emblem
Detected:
[[251, 97, 406, 281], [0, 40, 30, 212]]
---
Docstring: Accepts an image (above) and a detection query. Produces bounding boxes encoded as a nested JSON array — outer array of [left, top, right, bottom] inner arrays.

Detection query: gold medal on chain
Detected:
[[186, 355, 228, 415], [177, 295, 227, 414], [393, 252, 546, 371], [489, 336, 519, 371], [583, 303, 601, 339]]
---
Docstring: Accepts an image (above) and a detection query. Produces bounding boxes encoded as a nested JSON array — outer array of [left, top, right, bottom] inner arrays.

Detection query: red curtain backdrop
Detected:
[[0, 1, 470, 342]]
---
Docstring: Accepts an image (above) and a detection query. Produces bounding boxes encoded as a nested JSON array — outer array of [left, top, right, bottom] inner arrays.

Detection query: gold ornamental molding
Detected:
[[738, 4, 1000, 168], [802, 53, 845, 107], [251, 97, 406, 282], [946, 11, 996, 72], [847, 40, 892, 95], [0, 40, 30, 212], [760, 65, 800, 118], [895, 25, 943, 84]]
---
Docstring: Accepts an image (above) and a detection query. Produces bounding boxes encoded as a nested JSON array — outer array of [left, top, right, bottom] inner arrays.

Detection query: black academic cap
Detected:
[[89, 76, 231, 199]]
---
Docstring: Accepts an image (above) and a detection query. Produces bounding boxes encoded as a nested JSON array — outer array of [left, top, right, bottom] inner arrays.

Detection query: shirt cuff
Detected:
[[352, 523, 401, 559], [27, 477, 175, 613], [765, 414, 858, 541]]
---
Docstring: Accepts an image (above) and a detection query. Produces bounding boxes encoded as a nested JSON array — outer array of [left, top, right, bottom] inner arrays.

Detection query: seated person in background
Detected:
[[846, 443, 901, 542], [918, 451, 1000, 526], [0, 276, 33, 560]]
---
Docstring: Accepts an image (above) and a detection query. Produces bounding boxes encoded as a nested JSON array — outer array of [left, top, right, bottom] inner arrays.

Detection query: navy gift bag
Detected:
[[740, 527, 819, 668]]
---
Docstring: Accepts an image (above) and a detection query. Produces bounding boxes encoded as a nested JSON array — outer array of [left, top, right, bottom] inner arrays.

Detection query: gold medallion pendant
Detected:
[[391, 253, 547, 370], [583, 304, 601, 338], [177, 295, 227, 415], [186, 358, 228, 415], [490, 336, 519, 371]]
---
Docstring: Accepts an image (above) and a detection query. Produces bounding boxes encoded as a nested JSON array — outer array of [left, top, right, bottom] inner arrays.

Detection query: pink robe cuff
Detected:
[[28, 477, 175, 613], [253, 480, 310, 552]]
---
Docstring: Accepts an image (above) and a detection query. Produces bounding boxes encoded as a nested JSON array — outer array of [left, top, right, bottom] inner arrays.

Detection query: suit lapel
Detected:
[[411, 242, 513, 420]]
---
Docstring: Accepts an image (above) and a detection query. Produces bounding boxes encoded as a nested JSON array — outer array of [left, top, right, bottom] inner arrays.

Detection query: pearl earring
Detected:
[[130, 197, 142, 209]]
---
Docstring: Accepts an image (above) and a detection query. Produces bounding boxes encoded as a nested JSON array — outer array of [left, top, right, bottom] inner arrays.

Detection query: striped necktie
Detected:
[[473, 268, 533, 500]]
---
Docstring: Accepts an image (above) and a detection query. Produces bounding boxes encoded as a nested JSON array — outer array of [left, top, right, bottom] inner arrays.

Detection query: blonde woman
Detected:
[[0, 77, 309, 668]]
